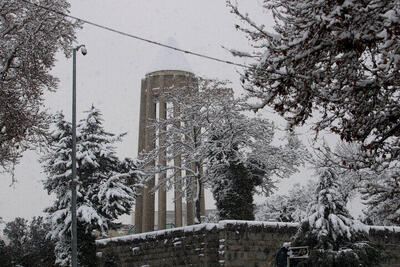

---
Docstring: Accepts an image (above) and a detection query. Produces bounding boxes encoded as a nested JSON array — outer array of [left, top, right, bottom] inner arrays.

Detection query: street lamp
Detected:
[[71, 44, 86, 267]]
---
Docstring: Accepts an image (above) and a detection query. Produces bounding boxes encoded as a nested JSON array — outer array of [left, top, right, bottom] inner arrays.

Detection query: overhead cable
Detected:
[[20, 0, 249, 68]]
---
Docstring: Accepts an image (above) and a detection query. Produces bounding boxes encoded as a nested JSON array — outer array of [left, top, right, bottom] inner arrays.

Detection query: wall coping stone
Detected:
[[96, 220, 400, 247]]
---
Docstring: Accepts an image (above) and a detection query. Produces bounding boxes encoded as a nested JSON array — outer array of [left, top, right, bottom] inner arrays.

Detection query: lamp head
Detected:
[[80, 46, 87, 56]]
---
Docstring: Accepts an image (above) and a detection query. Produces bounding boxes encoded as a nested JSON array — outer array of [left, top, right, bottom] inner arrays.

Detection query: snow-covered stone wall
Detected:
[[96, 221, 400, 267], [96, 223, 220, 266]]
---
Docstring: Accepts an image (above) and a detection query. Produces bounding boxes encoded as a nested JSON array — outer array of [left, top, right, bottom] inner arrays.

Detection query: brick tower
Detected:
[[134, 38, 205, 233]]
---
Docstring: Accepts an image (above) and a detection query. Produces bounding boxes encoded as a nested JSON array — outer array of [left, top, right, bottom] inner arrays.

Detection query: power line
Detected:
[[20, 0, 249, 68]]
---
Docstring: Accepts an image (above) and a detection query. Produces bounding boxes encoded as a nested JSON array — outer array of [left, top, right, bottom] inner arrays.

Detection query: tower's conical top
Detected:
[[147, 37, 192, 74]]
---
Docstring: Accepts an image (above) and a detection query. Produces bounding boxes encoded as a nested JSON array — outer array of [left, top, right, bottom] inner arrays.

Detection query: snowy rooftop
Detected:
[[146, 37, 193, 74]]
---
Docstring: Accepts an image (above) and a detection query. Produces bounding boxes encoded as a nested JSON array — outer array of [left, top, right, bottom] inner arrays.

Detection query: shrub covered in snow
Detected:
[[255, 181, 316, 222]]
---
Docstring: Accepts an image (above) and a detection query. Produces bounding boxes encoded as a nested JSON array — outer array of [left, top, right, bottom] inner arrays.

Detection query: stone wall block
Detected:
[[97, 222, 400, 267]]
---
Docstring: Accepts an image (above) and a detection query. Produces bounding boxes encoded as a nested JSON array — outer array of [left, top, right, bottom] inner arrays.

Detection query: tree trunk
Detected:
[[194, 162, 202, 224]]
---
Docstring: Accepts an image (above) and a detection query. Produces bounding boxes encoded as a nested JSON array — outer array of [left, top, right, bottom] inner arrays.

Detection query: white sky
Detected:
[[0, 0, 361, 225]]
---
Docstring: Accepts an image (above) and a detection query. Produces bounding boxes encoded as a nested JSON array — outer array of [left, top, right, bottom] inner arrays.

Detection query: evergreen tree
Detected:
[[361, 168, 400, 226], [42, 106, 140, 266], [208, 121, 256, 221], [25, 216, 57, 267], [1, 216, 56, 267], [211, 158, 262, 220], [2, 217, 27, 266], [313, 141, 400, 226], [0, 239, 11, 267], [313, 141, 370, 202], [292, 168, 382, 266]]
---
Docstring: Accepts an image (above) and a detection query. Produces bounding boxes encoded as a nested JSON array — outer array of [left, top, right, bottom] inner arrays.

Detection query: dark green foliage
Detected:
[[102, 251, 122, 267], [212, 160, 262, 220], [0, 239, 12, 267], [293, 240, 383, 267], [209, 130, 264, 221], [1, 217, 56, 267], [2, 217, 28, 266], [53, 224, 97, 267], [77, 225, 97, 267]]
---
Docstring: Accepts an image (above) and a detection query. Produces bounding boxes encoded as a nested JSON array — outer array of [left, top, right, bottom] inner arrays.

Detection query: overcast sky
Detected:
[[1, 0, 360, 225]]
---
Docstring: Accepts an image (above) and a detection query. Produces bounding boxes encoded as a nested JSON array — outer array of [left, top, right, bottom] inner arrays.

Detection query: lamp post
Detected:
[[71, 44, 87, 267]]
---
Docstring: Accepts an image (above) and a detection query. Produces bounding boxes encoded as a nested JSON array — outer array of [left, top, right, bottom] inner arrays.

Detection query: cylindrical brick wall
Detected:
[[135, 70, 205, 233]]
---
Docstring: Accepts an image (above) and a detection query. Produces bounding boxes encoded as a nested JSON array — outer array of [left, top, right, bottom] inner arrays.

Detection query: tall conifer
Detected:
[[292, 169, 382, 266], [42, 106, 140, 266]]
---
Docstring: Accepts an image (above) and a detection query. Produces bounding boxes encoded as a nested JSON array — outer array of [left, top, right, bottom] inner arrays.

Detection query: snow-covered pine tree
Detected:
[[312, 141, 372, 204], [42, 106, 140, 266], [292, 168, 382, 266], [77, 106, 137, 226], [311, 141, 400, 226], [361, 168, 400, 226], [227, 0, 400, 169]]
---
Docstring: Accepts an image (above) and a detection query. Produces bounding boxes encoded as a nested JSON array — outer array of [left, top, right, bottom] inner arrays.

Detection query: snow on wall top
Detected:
[[96, 223, 217, 246], [95, 220, 297, 246], [369, 225, 400, 233], [96, 220, 400, 247], [146, 37, 193, 74], [218, 220, 299, 228]]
